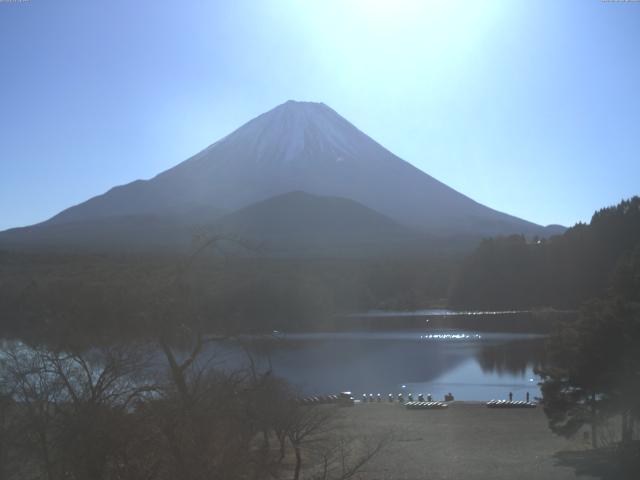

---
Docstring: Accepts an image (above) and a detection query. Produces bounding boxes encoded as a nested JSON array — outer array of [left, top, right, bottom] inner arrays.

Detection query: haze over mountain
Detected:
[[214, 191, 426, 256], [0, 100, 563, 253], [0, 192, 423, 255]]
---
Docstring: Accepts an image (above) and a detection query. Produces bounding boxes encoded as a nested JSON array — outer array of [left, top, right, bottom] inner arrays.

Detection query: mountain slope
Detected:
[[0, 206, 226, 252], [0, 192, 428, 256], [211, 191, 425, 255], [0, 215, 187, 252], [38, 100, 558, 237]]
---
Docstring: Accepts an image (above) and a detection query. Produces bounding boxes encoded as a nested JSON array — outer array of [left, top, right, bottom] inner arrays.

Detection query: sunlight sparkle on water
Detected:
[[419, 333, 482, 340]]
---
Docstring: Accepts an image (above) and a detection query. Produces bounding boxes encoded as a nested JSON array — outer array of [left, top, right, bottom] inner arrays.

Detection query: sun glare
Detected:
[[344, 0, 476, 26], [285, 0, 503, 98]]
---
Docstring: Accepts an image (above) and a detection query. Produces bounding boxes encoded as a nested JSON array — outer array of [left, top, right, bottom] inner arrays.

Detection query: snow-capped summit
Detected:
[[187, 100, 388, 167], [25, 100, 556, 238], [219, 100, 362, 163]]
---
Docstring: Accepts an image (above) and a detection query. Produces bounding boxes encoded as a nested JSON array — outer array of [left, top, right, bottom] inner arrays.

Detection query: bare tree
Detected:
[[0, 343, 157, 480], [283, 404, 391, 480], [309, 431, 392, 480], [0, 234, 391, 480]]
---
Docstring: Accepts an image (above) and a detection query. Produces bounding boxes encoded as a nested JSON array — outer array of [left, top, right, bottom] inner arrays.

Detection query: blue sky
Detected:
[[1, 0, 639, 230]]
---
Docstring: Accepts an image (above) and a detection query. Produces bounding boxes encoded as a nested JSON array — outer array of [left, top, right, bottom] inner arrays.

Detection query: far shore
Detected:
[[328, 308, 577, 334]]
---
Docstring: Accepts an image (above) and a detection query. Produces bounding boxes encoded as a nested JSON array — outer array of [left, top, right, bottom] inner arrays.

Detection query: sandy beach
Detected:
[[336, 401, 594, 480]]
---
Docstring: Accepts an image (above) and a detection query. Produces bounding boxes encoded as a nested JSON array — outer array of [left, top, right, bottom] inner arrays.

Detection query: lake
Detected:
[[1, 310, 551, 402], [215, 309, 550, 401]]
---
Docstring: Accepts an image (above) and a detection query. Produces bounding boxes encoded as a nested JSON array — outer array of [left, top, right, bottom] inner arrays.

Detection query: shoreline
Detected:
[[337, 401, 591, 479]]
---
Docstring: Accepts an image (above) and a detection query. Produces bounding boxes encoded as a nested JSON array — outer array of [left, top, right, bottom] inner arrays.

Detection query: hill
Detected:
[[211, 191, 426, 256]]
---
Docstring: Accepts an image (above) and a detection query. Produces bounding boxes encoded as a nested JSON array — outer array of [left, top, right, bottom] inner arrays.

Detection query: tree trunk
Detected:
[[38, 429, 55, 480], [0, 403, 6, 480], [293, 445, 302, 480], [622, 410, 632, 444], [278, 434, 286, 462], [159, 339, 190, 401], [591, 393, 598, 449]]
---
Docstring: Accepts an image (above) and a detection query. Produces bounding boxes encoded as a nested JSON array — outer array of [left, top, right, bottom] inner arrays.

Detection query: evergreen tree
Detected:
[[538, 299, 640, 447], [538, 241, 640, 448]]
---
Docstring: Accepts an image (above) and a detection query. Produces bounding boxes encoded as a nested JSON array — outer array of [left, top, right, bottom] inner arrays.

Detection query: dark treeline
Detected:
[[450, 197, 640, 309], [0, 249, 454, 343]]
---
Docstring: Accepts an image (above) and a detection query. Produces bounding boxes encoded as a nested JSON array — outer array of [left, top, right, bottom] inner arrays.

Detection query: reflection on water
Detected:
[[216, 330, 546, 401], [476, 338, 546, 376], [1, 312, 549, 402]]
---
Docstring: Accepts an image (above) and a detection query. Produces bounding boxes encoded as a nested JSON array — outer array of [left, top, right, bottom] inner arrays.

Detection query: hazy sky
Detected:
[[1, 0, 639, 230]]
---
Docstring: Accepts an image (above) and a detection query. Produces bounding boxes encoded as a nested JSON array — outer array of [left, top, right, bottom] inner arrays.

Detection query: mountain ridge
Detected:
[[0, 192, 431, 255], [1, 100, 564, 253]]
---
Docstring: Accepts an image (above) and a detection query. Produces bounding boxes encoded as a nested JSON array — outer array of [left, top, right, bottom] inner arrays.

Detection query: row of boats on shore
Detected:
[[297, 392, 444, 405], [486, 399, 537, 409], [297, 392, 538, 409]]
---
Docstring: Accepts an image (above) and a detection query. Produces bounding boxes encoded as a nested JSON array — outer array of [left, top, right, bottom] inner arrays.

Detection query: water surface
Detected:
[[218, 329, 545, 401]]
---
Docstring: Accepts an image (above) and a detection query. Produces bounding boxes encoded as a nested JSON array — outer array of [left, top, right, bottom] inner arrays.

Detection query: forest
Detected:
[[450, 197, 640, 309], [535, 221, 640, 475], [0, 249, 454, 343], [2, 197, 639, 342]]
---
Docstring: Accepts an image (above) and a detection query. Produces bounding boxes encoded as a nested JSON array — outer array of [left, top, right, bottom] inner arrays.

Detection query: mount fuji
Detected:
[[0, 100, 563, 253]]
